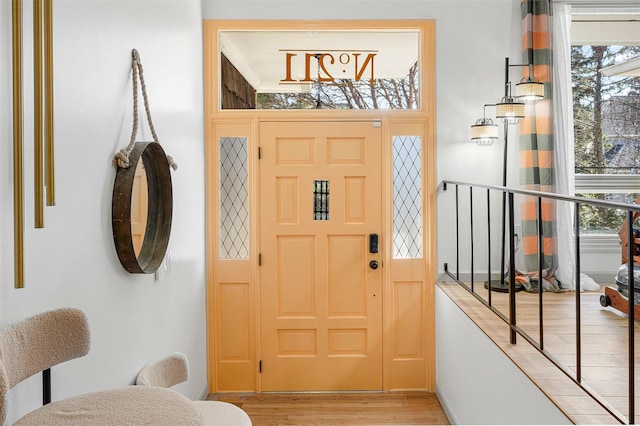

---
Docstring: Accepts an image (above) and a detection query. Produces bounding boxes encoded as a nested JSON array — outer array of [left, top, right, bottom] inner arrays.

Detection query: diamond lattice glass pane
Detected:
[[393, 136, 423, 259], [220, 137, 249, 259]]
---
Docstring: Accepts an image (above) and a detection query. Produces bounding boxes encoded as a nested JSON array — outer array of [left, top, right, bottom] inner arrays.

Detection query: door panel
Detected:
[[260, 121, 382, 391]]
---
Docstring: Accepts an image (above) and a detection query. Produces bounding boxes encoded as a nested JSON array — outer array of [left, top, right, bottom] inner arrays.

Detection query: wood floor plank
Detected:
[[207, 392, 450, 425]]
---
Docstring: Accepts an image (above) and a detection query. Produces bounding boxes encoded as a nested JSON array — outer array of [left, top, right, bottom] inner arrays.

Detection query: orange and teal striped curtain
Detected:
[[519, 0, 558, 276]]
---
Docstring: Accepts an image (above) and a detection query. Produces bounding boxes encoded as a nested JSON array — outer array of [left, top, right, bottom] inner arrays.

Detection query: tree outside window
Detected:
[[572, 45, 640, 233]]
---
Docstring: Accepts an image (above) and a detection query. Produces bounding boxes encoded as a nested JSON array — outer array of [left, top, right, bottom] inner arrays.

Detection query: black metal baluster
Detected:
[[455, 185, 460, 280], [508, 192, 516, 344], [628, 210, 635, 424], [575, 202, 582, 383], [470, 187, 474, 293], [537, 197, 544, 350], [487, 189, 492, 307]]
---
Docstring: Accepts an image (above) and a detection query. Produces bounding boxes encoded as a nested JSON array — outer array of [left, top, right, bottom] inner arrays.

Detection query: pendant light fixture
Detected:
[[469, 57, 546, 144], [515, 64, 544, 103], [470, 57, 536, 139], [471, 104, 499, 146], [495, 90, 525, 124], [495, 57, 525, 124], [515, 79, 545, 102]]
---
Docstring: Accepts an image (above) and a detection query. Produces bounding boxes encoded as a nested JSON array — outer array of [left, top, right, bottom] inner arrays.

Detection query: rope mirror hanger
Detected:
[[112, 49, 176, 274]]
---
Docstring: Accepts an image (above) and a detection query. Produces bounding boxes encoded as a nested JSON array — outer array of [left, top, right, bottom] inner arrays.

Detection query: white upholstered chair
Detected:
[[136, 352, 252, 426], [0, 308, 202, 425], [0, 307, 90, 424]]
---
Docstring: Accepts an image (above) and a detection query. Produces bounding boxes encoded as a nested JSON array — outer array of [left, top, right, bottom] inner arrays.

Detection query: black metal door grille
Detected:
[[313, 180, 329, 220]]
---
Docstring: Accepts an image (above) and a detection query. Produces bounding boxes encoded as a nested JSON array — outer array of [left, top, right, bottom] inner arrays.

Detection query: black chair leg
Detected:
[[43, 368, 51, 405]]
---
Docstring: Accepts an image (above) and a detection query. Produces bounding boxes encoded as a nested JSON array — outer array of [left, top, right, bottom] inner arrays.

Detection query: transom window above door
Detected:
[[218, 29, 420, 110]]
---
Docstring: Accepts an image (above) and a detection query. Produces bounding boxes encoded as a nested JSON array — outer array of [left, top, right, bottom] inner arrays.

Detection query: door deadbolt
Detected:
[[369, 234, 379, 253], [369, 260, 379, 270]]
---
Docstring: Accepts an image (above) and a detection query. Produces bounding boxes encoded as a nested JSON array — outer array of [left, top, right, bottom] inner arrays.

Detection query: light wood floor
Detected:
[[207, 392, 449, 425], [439, 280, 640, 425]]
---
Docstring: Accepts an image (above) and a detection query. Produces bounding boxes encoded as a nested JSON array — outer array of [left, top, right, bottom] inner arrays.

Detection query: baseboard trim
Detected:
[[435, 382, 457, 425], [198, 383, 209, 401]]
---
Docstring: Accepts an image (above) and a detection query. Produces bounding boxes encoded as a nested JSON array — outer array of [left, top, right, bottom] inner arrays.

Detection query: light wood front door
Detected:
[[259, 121, 383, 391]]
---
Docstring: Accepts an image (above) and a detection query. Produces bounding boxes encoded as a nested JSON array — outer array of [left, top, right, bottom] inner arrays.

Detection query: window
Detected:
[[570, 6, 640, 234], [313, 180, 330, 221], [220, 136, 249, 259], [218, 30, 420, 110], [392, 135, 423, 259]]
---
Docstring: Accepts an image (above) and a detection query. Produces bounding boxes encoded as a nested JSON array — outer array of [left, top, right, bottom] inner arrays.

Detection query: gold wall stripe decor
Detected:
[[45, 0, 55, 207], [12, 0, 24, 289], [34, 0, 44, 228], [12, 0, 56, 288]]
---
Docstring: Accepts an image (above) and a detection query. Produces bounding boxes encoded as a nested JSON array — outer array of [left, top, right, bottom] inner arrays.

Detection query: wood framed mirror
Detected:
[[112, 142, 172, 274]]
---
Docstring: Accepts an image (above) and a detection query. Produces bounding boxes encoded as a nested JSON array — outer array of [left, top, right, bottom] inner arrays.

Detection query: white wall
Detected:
[[0, 0, 207, 423], [434, 0, 527, 281], [436, 287, 571, 425]]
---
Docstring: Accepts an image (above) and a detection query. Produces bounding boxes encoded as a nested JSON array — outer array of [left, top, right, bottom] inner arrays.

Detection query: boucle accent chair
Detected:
[[0, 308, 90, 424], [136, 352, 190, 388], [0, 308, 203, 425], [137, 352, 252, 425]]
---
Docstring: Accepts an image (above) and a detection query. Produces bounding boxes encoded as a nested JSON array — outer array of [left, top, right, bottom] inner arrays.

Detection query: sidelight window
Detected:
[[220, 136, 249, 259], [392, 135, 423, 259]]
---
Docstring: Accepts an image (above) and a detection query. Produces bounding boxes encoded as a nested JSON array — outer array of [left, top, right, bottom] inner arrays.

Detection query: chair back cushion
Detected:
[[0, 308, 90, 388], [0, 359, 8, 425], [136, 352, 189, 388], [0, 308, 90, 424]]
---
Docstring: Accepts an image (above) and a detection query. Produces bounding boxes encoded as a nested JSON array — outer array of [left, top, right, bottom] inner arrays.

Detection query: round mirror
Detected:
[[131, 158, 148, 257], [112, 142, 172, 274]]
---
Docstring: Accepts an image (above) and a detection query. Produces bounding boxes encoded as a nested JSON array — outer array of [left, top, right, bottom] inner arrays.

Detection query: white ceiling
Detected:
[[220, 30, 419, 93]]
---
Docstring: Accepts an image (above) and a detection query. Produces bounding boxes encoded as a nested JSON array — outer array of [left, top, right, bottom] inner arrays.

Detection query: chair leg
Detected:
[[43, 368, 51, 405]]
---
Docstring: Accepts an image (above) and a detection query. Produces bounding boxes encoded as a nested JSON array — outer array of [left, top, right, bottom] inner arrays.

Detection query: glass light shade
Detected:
[[471, 118, 498, 146], [496, 99, 525, 124], [515, 81, 544, 103]]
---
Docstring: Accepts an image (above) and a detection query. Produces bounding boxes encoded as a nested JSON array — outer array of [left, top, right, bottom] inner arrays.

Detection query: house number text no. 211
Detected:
[[279, 50, 378, 84]]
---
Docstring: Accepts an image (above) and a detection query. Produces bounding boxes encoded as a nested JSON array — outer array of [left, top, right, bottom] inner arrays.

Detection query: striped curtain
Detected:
[[519, 0, 560, 287]]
